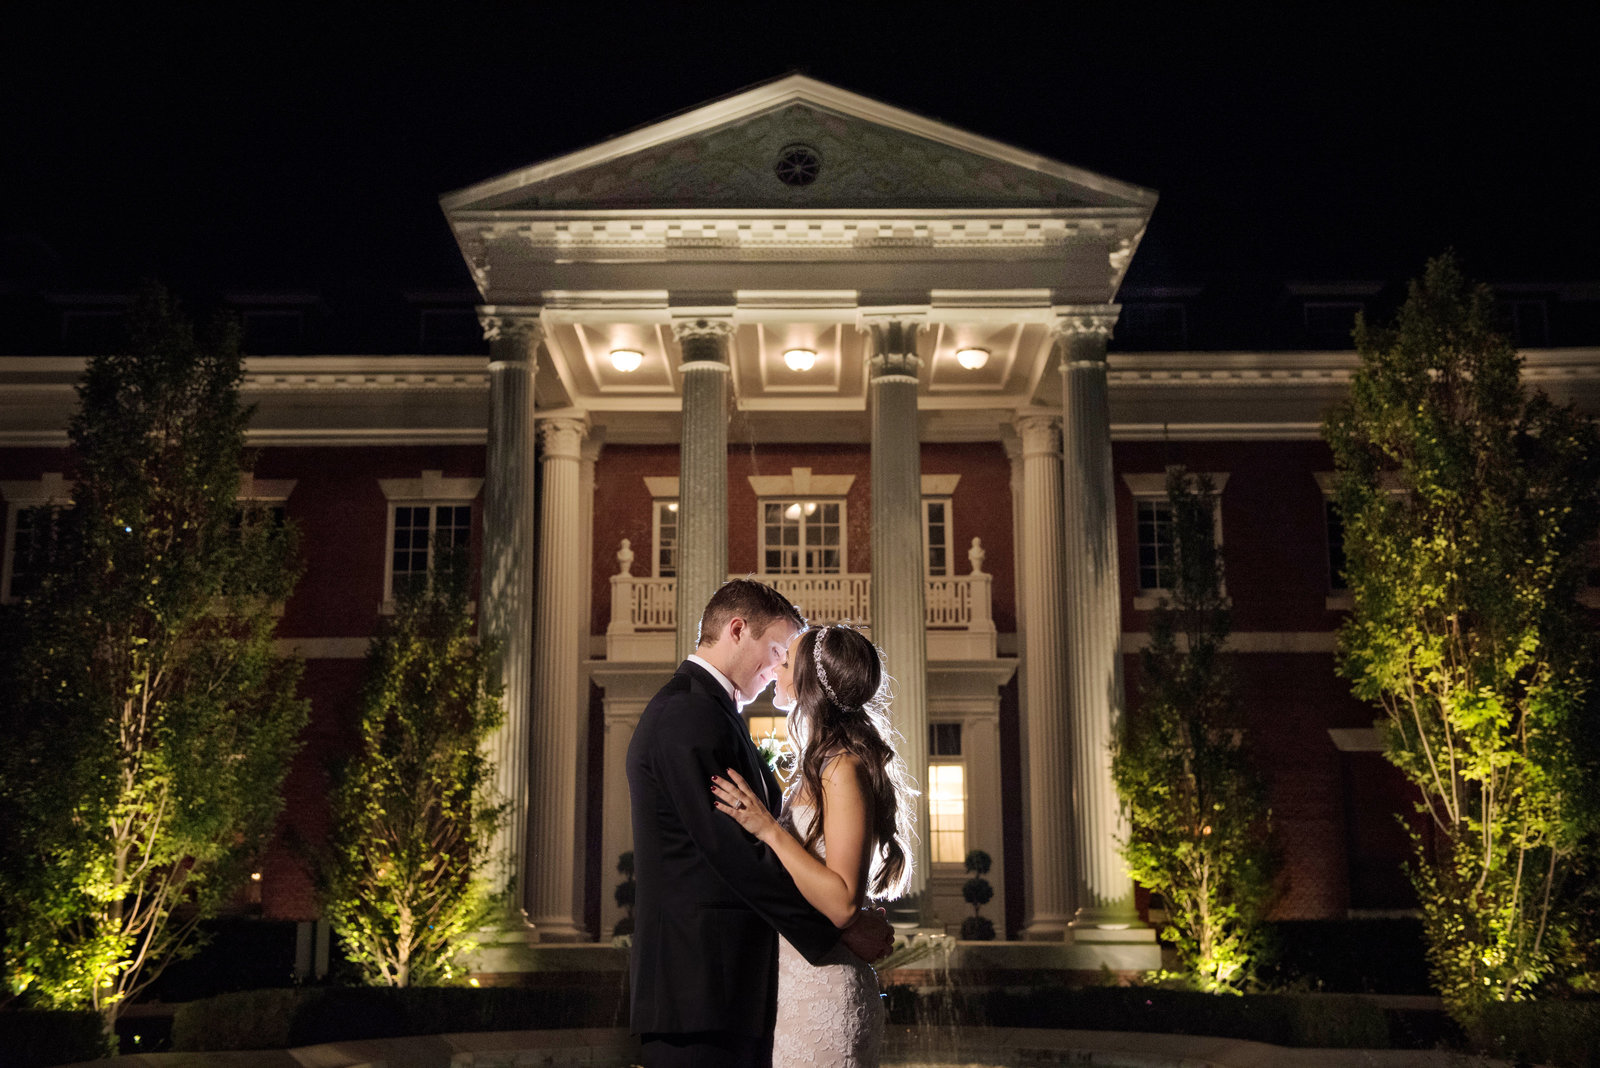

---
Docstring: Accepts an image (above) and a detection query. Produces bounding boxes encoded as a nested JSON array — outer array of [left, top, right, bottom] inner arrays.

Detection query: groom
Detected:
[[626, 579, 894, 1068]]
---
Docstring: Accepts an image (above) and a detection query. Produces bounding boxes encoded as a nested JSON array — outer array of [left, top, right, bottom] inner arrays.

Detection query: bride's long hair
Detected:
[[782, 623, 917, 901]]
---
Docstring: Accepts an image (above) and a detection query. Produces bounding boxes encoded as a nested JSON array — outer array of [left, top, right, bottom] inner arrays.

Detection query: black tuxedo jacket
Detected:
[[625, 659, 841, 1037]]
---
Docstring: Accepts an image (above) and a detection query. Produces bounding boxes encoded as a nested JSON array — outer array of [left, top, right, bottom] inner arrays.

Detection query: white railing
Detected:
[[607, 536, 994, 636]]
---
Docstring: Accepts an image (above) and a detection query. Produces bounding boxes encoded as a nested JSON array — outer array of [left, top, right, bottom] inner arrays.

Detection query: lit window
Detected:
[[654, 500, 678, 578], [923, 498, 953, 576], [928, 764, 966, 864], [747, 715, 788, 747], [761, 499, 844, 575], [928, 723, 965, 864]]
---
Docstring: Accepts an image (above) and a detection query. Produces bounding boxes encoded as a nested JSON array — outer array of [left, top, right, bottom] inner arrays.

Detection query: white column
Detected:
[[964, 711, 1006, 936], [477, 313, 539, 941], [573, 435, 601, 935], [528, 416, 590, 941], [1056, 308, 1145, 933], [865, 318, 930, 912], [1014, 414, 1074, 939], [673, 318, 733, 659]]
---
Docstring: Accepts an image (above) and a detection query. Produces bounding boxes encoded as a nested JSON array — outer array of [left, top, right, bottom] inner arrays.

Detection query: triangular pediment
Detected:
[[442, 75, 1155, 214]]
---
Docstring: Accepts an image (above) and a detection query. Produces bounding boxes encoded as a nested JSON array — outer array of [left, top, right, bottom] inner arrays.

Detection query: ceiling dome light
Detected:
[[955, 347, 990, 370], [783, 348, 817, 372], [610, 349, 643, 373]]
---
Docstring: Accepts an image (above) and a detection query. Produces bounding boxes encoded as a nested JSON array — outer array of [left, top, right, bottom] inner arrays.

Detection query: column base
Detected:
[[1069, 904, 1150, 935], [529, 917, 592, 943], [1021, 914, 1071, 941]]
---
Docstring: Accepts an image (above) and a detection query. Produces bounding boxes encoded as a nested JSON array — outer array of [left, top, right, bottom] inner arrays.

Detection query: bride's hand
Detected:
[[711, 768, 777, 842]]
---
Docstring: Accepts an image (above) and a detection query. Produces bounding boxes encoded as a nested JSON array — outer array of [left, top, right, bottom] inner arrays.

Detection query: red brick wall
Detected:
[[1114, 440, 1340, 633]]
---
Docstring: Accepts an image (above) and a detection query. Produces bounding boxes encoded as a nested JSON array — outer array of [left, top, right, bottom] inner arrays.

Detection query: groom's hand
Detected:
[[839, 905, 895, 964]]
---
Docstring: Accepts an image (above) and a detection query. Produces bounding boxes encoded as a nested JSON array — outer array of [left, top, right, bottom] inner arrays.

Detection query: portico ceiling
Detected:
[[444, 75, 1158, 443]]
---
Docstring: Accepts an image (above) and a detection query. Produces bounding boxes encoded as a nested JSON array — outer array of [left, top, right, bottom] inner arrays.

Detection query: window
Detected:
[[3, 506, 61, 602], [1135, 499, 1177, 593], [60, 309, 127, 354], [241, 310, 303, 354], [1, 473, 73, 604], [378, 471, 483, 608], [1118, 301, 1189, 350], [390, 504, 471, 599], [928, 723, 965, 864], [1508, 299, 1550, 348], [1123, 472, 1227, 604], [653, 500, 678, 578], [761, 499, 844, 575], [419, 308, 486, 354], [1325, 500, 1348, 592], [923, 498, 953, 576], [1303, 301, 1363, 349]]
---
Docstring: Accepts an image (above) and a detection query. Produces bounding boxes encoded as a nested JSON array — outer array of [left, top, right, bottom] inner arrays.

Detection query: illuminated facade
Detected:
[[4, 77, 1598, 968]]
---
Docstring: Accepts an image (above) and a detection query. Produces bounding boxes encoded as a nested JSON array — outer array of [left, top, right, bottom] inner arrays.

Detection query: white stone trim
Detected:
[[1328, 727, 1385, 752], [1120, 631, 1338, 654], [238, 475, 297, 502], [746, 468, 856, 497], [440, 74, 1156, 212], [273, 637, 371, 659], [921, 473, 961, 495], [378, 470, 484, 502]]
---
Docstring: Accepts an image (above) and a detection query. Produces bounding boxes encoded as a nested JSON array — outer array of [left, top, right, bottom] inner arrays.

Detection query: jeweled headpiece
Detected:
[[813, 626, 843, 707]]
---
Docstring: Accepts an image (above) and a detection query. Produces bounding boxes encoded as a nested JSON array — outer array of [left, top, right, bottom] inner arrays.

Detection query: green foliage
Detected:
[[319, 566, 505, 987], [1112, 466, 1277, 992], [612, 852, 635, 937], [0, 285, 306, 1023], [1325, 253, 1600, 1021], [959, 849, 995, 940]]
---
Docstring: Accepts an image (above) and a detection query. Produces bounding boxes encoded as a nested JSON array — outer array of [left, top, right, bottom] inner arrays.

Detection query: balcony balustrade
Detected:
[[603, 537, 996, 662]]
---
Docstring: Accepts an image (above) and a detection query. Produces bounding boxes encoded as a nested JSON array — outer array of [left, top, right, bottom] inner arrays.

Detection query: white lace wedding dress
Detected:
[[771, 801, 886, 1067]]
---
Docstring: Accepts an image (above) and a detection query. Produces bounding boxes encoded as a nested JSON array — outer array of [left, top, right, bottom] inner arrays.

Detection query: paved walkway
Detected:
[[63, 1025, 1519, 1068]]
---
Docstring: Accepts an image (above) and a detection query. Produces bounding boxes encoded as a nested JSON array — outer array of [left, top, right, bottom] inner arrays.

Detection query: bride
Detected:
[[711, 623, 917, 1068]]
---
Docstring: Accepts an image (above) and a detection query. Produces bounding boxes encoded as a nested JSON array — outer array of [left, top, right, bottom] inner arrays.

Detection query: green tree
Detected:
[[1325, 253, 1600, 1019], [320, 564, 505, 987], [0, 286, 305, 1024], [1112, 466, 1277, 992]]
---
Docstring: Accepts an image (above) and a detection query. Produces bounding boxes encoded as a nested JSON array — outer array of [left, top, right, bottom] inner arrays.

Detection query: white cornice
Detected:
[[440, 74, 1157, 213]]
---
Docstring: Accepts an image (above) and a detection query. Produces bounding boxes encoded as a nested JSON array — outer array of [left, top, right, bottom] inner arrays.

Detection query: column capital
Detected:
[[1050, 305, 1121, 342], [479, 311, 545, 349], [1014, 413, 1062, 455], [670, 316, 737, 342], [537, 416, 589, 459], [863, 319, 923, 381], [672, 317, 735, 372]]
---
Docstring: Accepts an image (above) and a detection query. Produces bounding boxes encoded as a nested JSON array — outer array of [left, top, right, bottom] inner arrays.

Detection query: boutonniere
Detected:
[[754, 729, 794, 782]]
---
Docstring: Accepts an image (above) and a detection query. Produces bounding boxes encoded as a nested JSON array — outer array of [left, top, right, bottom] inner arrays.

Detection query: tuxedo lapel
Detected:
[[678, 659, 771, 809]]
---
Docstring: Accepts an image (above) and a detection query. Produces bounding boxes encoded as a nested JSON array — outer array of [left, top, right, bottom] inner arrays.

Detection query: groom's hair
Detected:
[[697, 578, 806, 648]]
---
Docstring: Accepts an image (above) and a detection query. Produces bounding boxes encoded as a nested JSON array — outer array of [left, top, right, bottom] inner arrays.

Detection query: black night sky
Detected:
[[4, 2, 1597, 301]]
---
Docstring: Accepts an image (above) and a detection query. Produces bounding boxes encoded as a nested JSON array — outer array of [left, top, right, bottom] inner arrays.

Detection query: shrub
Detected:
[[170, 985, 618, 1051], [1475, 999, 1600, 1068], [0, 1010, 113, 1068]]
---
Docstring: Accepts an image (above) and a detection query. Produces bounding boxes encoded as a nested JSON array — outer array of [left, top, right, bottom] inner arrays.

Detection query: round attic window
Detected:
[[774, 144, 821, 187]]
